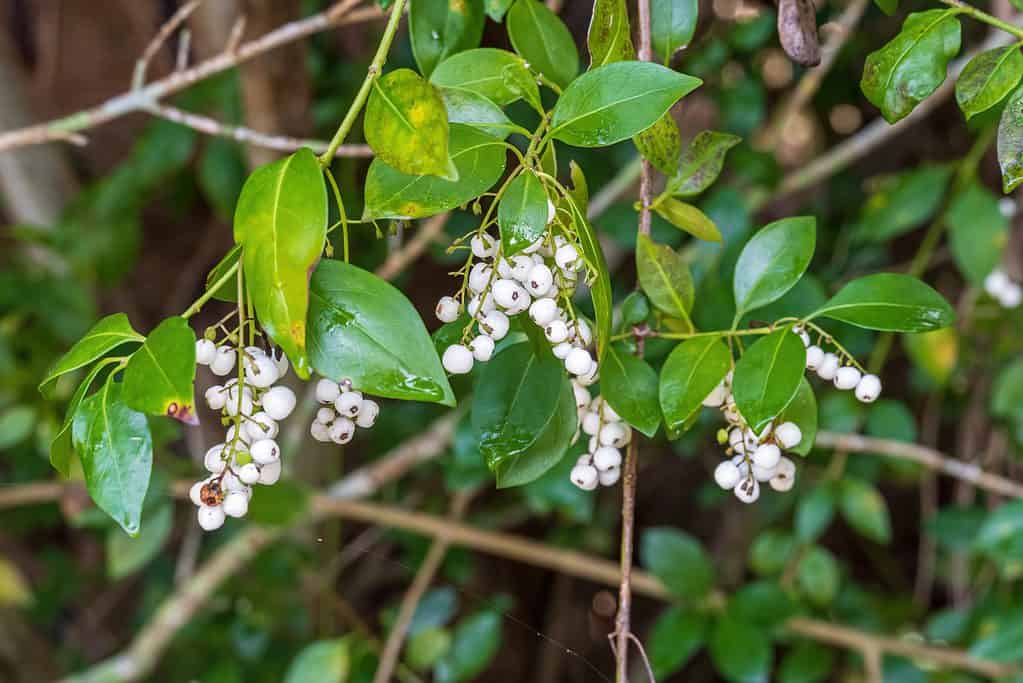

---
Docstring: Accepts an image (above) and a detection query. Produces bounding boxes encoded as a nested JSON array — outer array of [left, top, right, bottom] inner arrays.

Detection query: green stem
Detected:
[[318, 0, 409, 167], [324, 169, 350, 263], [611, 326, 775, 342], [941, 0, 1023, 40], [182, 261, 240, 320]]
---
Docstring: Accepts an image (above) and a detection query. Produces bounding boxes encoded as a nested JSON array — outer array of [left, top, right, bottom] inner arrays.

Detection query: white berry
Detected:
[[205, 385, 227, 411], [805, 345, 824, 370], [250, 438, 280, 464], [526, 264, 554, 297], [258, 459, 282, 485], [734, 477, 760, 503], [816, 353, 840, 381], [470, 335, 495, 362], [598, 466, 621, 487], [479, 310, 510, 340], [329, 417, 355, 444], [769, 457, 796, 491], [435, 296, 460, 323], [468, 262, 491, 292], [470, 233, 496, 258], [210, 346, 237, 376], [552, 341, 573, 359], [703, 382, 728, 407], [581, 411, 601, 435], [834, 366, 862, 390], [570, 464, 599, 490], [565, 348, 593, 376], [985, 269, 1011, 297], [775, 422, 802, 449], [510, 255, 534, 281], [493, 278, 527, 309], [545, 320, 569, 343], [714, 460, 742, 489], [198, 504, 226, 531], [195, 339, 216, 365], [189, 479, 206, 506], [555, 244, 579, 271], [262, 385, 297, 420], [238, 463, 261, 485], [204, 445, 226, 473], [593, 446, 622, 470], [223, 491, 249, 517], [855, 374, 882, 403], [356, 399, 379, 428], [529, 298, 559, 326], [335, 391, 364, 418], [311, 420, 331, 442], [443, 344, 474, 374], [316, 378, 341, 404], [752, 443, 781, 469], [244, 354, 279, 388]]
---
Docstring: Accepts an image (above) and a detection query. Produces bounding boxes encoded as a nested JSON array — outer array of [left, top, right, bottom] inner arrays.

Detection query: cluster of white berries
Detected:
[[569, 384, 632, 490], [435, 219, 598, 385], [308, 377, 380, 444], [799, 327, 881, 403], [984, 269, 1022, 309], [190, 340, 297, 531]]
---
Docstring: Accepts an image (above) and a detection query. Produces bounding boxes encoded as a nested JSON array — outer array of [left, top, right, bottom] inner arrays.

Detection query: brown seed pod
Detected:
[[200, 481, 225, 507], [777, 0, 821, 67]]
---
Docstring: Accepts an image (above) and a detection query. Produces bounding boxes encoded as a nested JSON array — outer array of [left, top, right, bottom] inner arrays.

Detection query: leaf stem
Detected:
[[941, 0, 1023, 40], [318, 0, 409, 167], [324, 169, 350, 263], [182, 260, 240, 320]]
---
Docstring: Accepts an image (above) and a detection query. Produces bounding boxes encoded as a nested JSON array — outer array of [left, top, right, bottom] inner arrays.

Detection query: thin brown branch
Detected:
[[133, 0, 203, 90], [376, 213, 451, 281]]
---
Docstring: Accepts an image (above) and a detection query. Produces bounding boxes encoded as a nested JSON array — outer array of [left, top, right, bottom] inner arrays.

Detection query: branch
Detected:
[[0, 0, 383, 153]]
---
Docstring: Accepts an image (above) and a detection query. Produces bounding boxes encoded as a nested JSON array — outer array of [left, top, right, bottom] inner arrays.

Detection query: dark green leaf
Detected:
[[434, 610, 501, 683], [648, 606, 707, 679], [797, 546, 839, 605], [665, 130, 741, 197], [733, 217, 815, 316], [861, 10, 961, 123], [749, 529, 796, 575], [777, 378, 817, 456], [308, 260, 455, 405], [636, 233, 694, 327], [874, 0, 897, 15], [551, 62, 701, 147], [587, 0, 634, 68], [946, 182, 1010, 285], [39, 313, 143, 398], [564, 194, 613, 362], [641, 526, 715, 599], [998, 83, 1023, 192], [956, 46, 1023, 119], [106, 502, 173, 578], [856, 165, 953, 242], [440, 87, 521, 139], [601, 344, 661, 437], [506, 0, 578, 89], [778, 641, 834, 683], [72, 379, 152, 535], [808, 273, 955, 332], [430, 48, 541, 108], [969, 613, 1023, 662], [410, 0, 485, 78], [732, 326, 806, 433], [652, 0, 699, 65], [198, 138, 246, 222], [285, 639, 350, 683], [654, 197, 722, 242], [730, 580, 798, 631], [50, 360, 115, 476], [838, 478, 892, 543], [795, 486, 835, 542], [992, 358, 1023, 421], [709, 616, 772, 683], [363, 124, 506, 220], [635, 112, 682, 176], [0, 406, 35, 450], [204, 244, 241, 303], [366, 68, 455, 179], [499, 170, 548, 256], [407, 628, 453, 670], [122, 316, 197, 424], [234, 147, 327, 379], [486, 0, 514, 21], [659, 336, 731, 431]]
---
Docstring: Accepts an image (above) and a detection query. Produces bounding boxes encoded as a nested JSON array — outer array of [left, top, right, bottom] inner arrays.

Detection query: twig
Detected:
[[376, 213, 451, 281], [0, 0, 380, 153], [133, 0, 203, 90]]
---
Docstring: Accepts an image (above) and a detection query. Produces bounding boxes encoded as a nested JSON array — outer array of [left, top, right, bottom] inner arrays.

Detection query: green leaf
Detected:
[[733, 217, 815, 316], [860, 9, 961, 123], [601, 344, 661, 437], [856, 165, 953, 242], [0, 558, 33, 608], [955, 46, 1023, 119], [498, 170, 548, 256], [439, 87, 521, 139], [778, 641, 834, 683], [970, 613, 1023, 662], [992, 358, 1023, 421], [551, 62, 701, 147], [122, 316, 197, 425], [838, 478, 892, 543], [654, 197, 723, 242], [635, 112, 682, 176], [0, 406, 35, 450], [659, 336, 731, 432], [795, 487, 835, 542], [234, 147, 327, 380], [665, 130, 741, 197], [407, 628, 453, 670], [365, 69, 455, 179], [749, 529, 796, 575], [874, 0, 897, 15], [204, 244, 241, 303], [247, 479, 311, 525], [198, 138, 246, 222], [285, 639, 350, 683], [486, 0, 514, 21], [107, 502, 173, 578], [506, 0, 578, 89], [904, 328, 958, 386], [730, 580, 798, 632], [587, 0, 634, 68], [641, 526, 715, 599], [808, 273, 955, 332], [975, 500, 1023, 552], [797, 546, 839, 605], [709, 616, 772, 683], [39, 313, 143, 398], [564, 193, 613, 362], [777, 378, 817, 456], [472, 343, 575, 487], [636, 233, 694, 328], [50, 360, 115, 477], [733, 326, 806, 433], [363, 124, 506, 220], [308, 260, 455, 405], [410, 0, 485, 78], [946, 182, 1010, 285], [648, 606, 707, 679], [998, 83, 1023, 192], [434, 610, 501, 683], [72, 379, 153, 535], [430, 48, 541, 108], [651, 0, 699, 65]]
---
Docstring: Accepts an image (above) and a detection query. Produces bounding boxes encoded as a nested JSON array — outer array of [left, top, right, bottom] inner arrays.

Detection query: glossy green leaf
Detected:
[[587, 0, 634, 68], [363, 124, 506, 220], [234, 147, 327, 380], [636, 233, 694, 328], [285, 639, 350, 683], [204, 244, 241, 303], [308, 260, 455, 405], [39, 313, 143, 398], [659, 336, 731, 432], [551, 62, 701, 147], [733, 216, 815, 316], [956, 45, 1023, 119], [946, 182, 1009, 285], [107, 502, 172, 578], [856, 165, 953, 242], [430, 48, 541, 108], [486, 0, 514, 21], [498, 170, 548, 256], [506, 0, 578, 89], [564, 193, 612, 362], [732, 326, 806, 433], [434, 610, 502, 683], [777, 378, 817, 456], [641, 526, 715, 599], [122, 316, 197, 424], [778, 641, 834, 683], [998, 83, 1023, 192], [50, 360, 116, 477], [635, 112, 682, 176], [365, 69, 455, 179], [797, 546, 839, 605], [808, 273, 955, 332], [665, 130, 741, 197], [601, 344, 661, 437], [439, 87, 521, 139], [654, 197, 722, 242], [648, 606, 707, 679], [839, 478, 892, 544], [709, 616, 772, 683], [472, 343, 575, 487], [410, 0, 485, 78], [795, 487, 835, 543], [652, 0, 699, 65], [72, 379, 153, 535], [861, 10, 961, 123]]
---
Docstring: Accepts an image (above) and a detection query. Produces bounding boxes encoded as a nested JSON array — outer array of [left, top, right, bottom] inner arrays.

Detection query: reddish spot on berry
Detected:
[[200, 481, 224, 507]]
